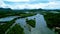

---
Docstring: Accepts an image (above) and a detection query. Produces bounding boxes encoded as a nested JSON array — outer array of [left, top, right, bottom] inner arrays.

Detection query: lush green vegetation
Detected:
[[0, 8, 36, 18], [7, 24, 24, 34], [43, 12, 60, 34], [0, 8, 60, 34], [44, 12, 60, 30], [0, 11, 36, 18], [26, 19, 36, 28], [0, 18, 17, 34], [20, 13, 36, 18]]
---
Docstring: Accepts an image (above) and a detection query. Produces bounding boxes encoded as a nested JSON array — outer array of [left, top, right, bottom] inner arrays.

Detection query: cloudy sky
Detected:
[[0, 0, 60, 9]]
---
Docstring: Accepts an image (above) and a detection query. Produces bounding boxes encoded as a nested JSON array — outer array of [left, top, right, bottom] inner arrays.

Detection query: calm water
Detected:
[[0, 14, 55, 34], [0, 16, 19, 22]]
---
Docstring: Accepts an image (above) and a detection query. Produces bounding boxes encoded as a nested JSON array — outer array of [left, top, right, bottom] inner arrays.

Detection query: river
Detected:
[[0, 14, 55, 34], [16, 14, 55, 34]]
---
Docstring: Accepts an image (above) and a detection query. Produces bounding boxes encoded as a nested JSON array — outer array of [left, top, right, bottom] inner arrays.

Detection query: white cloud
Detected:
[[4, 0, 30, 2], [44, 1, 60, 9], [6, 1, 60, 9], [0, 0, 8, 8], [0, 0, 60, 9], [6, 3, 48, 9]]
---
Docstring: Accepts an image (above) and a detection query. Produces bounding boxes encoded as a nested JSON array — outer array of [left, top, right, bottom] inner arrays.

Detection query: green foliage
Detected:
[[7, 24, 24, 34], [44, 13, 60, 29], [26, 19, 36, 28], [0, 18, 17, 34], [0, 11, 36, 18], [20, 13, 36, 18]]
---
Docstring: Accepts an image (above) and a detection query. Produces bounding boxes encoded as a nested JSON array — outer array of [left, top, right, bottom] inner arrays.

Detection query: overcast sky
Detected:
[[0, 0, 60, 9]]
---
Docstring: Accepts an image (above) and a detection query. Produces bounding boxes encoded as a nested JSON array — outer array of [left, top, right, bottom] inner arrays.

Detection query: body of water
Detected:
[[0, 14, 55, 34]]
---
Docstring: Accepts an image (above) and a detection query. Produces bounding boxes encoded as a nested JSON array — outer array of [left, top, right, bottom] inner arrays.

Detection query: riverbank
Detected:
[[44, 12, 60, 33]]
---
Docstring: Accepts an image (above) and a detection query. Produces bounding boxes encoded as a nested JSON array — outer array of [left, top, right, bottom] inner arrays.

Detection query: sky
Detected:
[[0, 0, 60, 9]]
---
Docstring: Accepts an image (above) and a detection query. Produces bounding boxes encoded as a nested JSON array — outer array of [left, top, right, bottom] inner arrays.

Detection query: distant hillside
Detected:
[[0, 8, 12, 12], [0, 8, 60, 12]]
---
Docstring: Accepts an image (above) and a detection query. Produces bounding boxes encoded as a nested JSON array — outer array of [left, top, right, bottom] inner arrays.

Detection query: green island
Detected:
[[7, 24, 24, 34], [26, 18, 36, 28]]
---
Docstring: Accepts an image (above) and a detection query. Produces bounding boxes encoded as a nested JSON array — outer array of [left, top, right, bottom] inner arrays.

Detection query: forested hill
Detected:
[[0, 8, 60, 12], [0, 8, 12, 12]]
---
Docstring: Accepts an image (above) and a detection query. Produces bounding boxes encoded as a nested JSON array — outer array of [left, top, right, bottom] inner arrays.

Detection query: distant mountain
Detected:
[[0, 8, 60, 12], [0, 8, 12, 12]]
